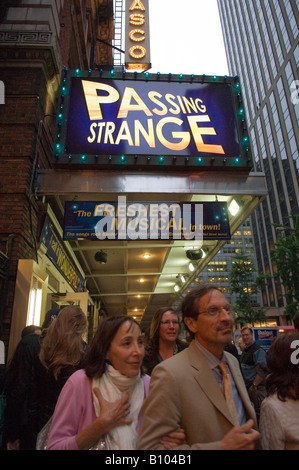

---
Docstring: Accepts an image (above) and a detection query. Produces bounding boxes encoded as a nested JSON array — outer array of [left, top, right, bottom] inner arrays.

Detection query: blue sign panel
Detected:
[[40, 215, 85, 291], [54, 70, 252, 171], [253, 328, 279, 351], [63, 200, 230, 241]]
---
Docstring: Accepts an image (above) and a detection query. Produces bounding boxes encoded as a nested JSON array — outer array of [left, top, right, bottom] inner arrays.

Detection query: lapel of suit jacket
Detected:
[[187, 341, 237, 426], [224, 351, 245, 397]]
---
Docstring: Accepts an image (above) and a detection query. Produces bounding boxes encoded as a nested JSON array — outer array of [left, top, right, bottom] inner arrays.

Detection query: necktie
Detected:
[[219, 361, 239, 426]]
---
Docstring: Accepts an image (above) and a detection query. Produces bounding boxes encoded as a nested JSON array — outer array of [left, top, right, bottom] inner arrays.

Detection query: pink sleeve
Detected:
[[47, 371, 92, 450]]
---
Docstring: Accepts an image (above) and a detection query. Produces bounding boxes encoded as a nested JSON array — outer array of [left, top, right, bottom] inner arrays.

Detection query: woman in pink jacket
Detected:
[[46, 315, 184, 450]]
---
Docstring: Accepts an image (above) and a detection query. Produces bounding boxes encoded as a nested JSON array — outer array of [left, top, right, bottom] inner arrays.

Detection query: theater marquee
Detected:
[[54, 69, 252, 171]]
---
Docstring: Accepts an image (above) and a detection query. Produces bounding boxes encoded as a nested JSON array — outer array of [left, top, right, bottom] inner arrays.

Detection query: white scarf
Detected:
[[92, 364, 144, 450]]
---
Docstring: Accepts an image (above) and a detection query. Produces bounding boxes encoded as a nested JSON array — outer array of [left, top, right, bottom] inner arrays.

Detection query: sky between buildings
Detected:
[[148, 0, 229, 76]]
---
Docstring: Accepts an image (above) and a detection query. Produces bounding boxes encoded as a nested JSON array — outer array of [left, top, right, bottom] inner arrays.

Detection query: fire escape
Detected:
[[113, 0, 125, 67]]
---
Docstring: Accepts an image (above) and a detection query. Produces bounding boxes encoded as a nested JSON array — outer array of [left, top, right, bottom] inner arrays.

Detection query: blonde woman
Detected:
[[37, 306, 87, 432]]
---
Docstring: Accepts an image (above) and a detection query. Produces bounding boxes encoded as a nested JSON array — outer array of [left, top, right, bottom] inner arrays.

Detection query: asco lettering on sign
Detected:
[[125, 0, 151, 71]]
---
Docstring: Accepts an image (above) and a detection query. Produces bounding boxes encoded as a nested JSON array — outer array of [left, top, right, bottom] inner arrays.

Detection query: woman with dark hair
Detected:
[[2, 309, 61, 450], [46, 315, 185, 450], [259, 333, 299, 450], [143, 307, 189, 376]]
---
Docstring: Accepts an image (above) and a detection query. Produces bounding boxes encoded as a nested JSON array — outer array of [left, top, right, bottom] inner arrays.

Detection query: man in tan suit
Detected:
[[137, 285, 260, 450]]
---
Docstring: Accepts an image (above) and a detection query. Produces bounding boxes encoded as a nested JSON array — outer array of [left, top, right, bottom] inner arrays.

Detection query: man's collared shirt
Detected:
[[195, 340, 246, 425]]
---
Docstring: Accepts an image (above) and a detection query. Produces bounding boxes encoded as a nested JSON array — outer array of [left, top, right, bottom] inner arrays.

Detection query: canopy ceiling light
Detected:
[[94, 250, 107, 264], [188, 262, 195, 272], [228, 199, 240, 216]]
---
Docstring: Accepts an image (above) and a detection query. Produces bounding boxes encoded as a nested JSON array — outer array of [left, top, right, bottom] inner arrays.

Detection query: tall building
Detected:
[[197, 220, 263, 308], [218, 0, 299, 325]]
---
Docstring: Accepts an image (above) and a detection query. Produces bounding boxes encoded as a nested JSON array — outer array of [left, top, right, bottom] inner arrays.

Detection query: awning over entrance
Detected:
[[36, 169, 267, 330]]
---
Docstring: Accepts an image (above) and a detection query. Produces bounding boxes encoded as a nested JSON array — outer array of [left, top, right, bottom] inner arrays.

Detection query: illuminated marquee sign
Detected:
[[54, 69, 252, 171], [125, 0, 151, 71], [63, 200, 230, 241]]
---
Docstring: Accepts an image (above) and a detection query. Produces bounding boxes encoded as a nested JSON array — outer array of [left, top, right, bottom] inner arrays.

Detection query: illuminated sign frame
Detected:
[[125, 0, 151, 71], [54, 69, 252, 172]]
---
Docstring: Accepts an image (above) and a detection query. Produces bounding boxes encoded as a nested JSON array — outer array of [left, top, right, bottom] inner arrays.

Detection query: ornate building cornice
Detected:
[[0, 30, 61, 81], [0, 30, 52, 45]]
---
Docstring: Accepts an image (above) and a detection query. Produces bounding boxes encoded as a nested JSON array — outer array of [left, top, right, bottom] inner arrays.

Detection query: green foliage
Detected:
[[229, 251, 267, 326], [271, 214, 299, 319]]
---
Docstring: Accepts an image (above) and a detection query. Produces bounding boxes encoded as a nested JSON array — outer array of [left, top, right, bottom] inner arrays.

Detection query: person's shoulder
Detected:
[[154, 345, 190, 373], [224, 350, 241, 369], [251, 340, 263, 350], [260, 394, 281, 416], [177, 339, 189, 351], [262, 394, 278, 405], [66, 368, 89, 386], [60, 369, 91, 398]]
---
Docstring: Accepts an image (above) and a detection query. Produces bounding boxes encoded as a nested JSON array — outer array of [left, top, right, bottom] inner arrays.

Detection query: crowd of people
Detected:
[[1, 284, 299, 451]]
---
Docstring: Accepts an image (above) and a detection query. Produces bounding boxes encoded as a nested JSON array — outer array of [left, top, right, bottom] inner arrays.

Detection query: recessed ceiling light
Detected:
[[143, 253, 151, 259], [228, 199, 240, 216]]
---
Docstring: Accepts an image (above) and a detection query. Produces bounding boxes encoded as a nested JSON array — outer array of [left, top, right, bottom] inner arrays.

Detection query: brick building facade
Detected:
[[0, 0, 114, 369]]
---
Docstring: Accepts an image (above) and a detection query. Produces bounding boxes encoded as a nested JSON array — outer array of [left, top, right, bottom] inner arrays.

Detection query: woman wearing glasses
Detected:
[[143, 307, 189, 376]]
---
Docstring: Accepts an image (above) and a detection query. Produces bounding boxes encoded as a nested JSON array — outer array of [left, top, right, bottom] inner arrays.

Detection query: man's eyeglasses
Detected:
[[160, 320, 180, 326], [198, 305, 233, 317]]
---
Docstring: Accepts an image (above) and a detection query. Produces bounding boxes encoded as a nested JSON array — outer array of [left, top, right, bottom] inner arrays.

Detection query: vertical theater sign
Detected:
[[125, 0, 151, 71]]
